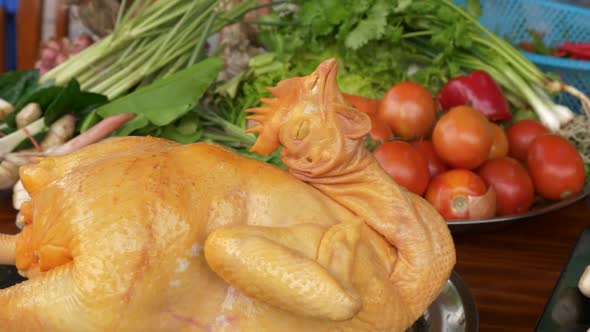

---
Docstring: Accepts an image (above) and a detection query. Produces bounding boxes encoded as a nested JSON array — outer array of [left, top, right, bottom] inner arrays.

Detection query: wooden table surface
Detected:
[[0, 191, 588, 331]]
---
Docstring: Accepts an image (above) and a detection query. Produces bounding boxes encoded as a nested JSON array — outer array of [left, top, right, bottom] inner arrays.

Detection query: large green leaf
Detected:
[[44, 80, 108, 125], [96, 57, 224, 127], [159, 112, 202, 143], [0, 70, 39, 104]]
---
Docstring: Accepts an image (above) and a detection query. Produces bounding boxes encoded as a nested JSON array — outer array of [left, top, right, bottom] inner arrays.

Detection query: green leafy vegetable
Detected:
[[95, 56, 223, 133], [4, 86, 62, 128], [44, 80, 108, 125], [0, 70, 39, 104], [231, 0, 585, 135], [344, 0, 389, 50], [160, 112, 203, 144], [13, 82, 59, 111]]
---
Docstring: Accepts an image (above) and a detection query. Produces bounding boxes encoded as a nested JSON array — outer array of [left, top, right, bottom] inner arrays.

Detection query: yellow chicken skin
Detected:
[[0, 58, 455, 332]]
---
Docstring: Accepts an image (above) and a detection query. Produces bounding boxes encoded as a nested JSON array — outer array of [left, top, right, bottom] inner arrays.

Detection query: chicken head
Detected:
[[0, 58, 455, 332]]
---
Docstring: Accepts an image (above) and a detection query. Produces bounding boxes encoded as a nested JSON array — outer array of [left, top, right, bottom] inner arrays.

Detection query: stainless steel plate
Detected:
[[409, 272, 479, 332], [447, 182, 590, 234]]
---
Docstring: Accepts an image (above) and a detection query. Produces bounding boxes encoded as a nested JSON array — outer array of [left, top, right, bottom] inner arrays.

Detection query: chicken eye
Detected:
[[295, 120, 310, 140]]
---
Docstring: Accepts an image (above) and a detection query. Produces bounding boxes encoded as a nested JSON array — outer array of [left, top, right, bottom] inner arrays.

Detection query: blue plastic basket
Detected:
[[455, 0, 590, 112]]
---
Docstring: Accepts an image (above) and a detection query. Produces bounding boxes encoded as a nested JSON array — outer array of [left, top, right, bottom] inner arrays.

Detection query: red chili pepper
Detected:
[[437, 70, 512, 122], [556, 42, 590, 60]]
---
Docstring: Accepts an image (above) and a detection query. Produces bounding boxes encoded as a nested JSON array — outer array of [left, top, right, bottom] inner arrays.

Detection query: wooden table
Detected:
[[0, 192, 588, 331], [453, 197, 590, 331]]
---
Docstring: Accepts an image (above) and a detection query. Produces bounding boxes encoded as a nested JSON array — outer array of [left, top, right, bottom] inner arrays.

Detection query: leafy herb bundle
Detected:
[[225, 0, 588, 133]]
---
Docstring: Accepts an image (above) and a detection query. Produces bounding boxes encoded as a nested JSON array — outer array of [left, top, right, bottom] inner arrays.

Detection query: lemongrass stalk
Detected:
[[131, 2, 196, 36], [145, 0, 213, 71], [155, 12, 214, 65], [189, 13, 217, 66], [43, 0, 260, 100], [43, 36, 141, 85], [157, 53, 192, 81], [41, 35, 114, 82], [76, 47, 128, 87], [91, 46, 162, 96], [116, 0, 154, 35], [81, 41, 152, 91], [143, 6, 216, 65], [91, 14, 207, 94], [114, 0, 127, 28], [132, 0, 185, 26], [43, 1, 192, 84]]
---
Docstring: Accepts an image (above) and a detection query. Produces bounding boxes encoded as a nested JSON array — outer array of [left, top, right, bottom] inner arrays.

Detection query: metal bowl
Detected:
[[409, 271, 479, 332], [447, 182, 590, 234]]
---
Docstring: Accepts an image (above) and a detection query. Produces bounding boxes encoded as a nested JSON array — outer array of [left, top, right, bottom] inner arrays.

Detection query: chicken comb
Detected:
[[244, 79, 303, 156]]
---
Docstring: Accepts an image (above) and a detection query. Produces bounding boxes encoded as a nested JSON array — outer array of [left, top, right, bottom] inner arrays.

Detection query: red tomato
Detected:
[[411, 140, 448, 178], [432, 106, 493, 169], [374, 141, 430, 195], [527, 134, 585, 200], [506, 120, 549, 162], [425, 169, 495, 220], [343, 93, 392, 143], [488, 123, 509, 159], [378, 82, 437, 140], [478, 157, 535, 216]]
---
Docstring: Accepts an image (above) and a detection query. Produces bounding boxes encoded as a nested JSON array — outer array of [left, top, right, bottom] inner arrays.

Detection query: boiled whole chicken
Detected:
[[0, 58, 455, 331]]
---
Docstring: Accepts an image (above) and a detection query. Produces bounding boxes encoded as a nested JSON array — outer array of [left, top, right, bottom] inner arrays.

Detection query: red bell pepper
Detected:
[[437, 70, 512, 122]]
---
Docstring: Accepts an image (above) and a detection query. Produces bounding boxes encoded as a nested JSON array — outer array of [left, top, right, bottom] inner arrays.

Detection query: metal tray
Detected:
[[0, 265, 477, 331], [447, 183, 590, 234], [409, 272, 479, 332]]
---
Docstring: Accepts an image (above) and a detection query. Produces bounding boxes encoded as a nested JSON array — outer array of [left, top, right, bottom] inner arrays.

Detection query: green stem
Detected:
[[202, 132, 250, 144], [145, 0, 210, 71], [114, 0, 127, 28], [439, 0, 545, 81], [471, 36, 542, 84], [132, 2, 195, 36], [401, 31, 433, 39], [189, 13, 217, 66], [41, 35, 113, 82], [244, 0, 287, 13]]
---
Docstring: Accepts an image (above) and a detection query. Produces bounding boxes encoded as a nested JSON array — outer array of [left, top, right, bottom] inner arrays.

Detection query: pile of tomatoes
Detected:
[[344, 82, 587, 221]]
